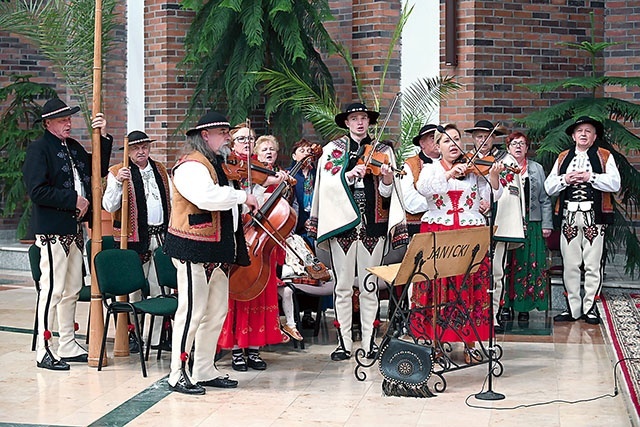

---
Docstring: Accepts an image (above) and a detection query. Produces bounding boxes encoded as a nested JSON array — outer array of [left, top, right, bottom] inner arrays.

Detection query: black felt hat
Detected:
[[37, 98, 80, 122], [464, 120, 505, 136], [119, 130, 156, 150], [565, 116, 604, 139], [334, 102, 380, 129], [186, 111, 231, 136], [412, 124, 438, 146]]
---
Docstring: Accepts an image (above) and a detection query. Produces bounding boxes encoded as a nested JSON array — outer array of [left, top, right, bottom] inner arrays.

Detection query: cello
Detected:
[[228, 148, 318, 301]]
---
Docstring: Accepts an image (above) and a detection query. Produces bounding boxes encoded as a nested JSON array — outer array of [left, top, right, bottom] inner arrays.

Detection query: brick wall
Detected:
[[440, 0, 607, 150]]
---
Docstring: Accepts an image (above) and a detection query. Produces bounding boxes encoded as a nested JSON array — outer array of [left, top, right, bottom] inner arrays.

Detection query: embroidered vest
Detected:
[[164, 151, 247, 265], [553, 146, 614, 225], [109, 159, 170, 254]]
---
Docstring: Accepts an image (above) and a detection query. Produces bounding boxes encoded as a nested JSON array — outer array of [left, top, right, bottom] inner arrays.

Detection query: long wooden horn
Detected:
[[113, 136, 130, 357], [88, 0, 106, 367]]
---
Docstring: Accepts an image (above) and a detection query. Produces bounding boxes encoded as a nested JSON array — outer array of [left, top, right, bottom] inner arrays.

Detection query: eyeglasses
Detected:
[[233, 136, 255, 144], [509, 141, 526, 147]]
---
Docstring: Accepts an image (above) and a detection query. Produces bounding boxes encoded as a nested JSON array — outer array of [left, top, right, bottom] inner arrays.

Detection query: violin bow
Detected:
[[245, 118, 253, 192], [365, 92, 402, 165], [468, 121, 501, 164]]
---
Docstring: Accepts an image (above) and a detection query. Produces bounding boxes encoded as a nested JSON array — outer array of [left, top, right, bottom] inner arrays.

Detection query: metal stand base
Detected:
[[475, 390, 505, 401]]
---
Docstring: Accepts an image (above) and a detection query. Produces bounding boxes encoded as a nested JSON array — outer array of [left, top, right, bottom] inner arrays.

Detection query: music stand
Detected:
[[358, 226, 502, 396]]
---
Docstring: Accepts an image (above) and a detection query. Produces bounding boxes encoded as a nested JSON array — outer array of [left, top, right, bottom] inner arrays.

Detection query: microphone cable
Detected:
[[464, 356, 640, 410]]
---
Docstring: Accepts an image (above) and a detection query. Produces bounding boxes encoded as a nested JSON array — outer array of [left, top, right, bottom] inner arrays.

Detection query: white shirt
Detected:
[[102, 162, 165, 225], [544, 148, 621, 197], [172, 161, 248, 231]]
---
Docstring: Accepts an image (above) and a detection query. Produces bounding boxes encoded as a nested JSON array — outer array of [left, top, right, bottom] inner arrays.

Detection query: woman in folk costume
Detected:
[[489, 131, 526, 332], [501, 132, 553, 322], [308, 102, 408, 361], [218, 127, 290, 371], [410, 124, 503, 363]]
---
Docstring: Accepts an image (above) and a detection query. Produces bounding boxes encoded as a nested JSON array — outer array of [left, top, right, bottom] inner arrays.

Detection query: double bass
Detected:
[[228, 150, 317, 301]]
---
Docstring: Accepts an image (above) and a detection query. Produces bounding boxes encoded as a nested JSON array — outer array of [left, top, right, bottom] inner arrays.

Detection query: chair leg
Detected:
[[145, 315, 155, 362], [98, 311, 112, 372], [314, 297, 323, 337], [131, 312, 147, 377], [85, 304, 91, 345], [32, 296, 39, 352]]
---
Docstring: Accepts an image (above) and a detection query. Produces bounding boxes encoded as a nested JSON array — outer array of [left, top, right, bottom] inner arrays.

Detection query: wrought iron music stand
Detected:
[[354, 226, 504, 395]]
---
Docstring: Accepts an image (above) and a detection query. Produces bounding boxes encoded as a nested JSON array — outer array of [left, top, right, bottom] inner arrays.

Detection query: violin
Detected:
[[357, 144, 406, 176], [454, 152, 521, 177], [222, 153, 296, 186]]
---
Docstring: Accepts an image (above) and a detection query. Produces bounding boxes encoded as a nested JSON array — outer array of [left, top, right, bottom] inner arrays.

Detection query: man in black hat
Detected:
[[544, 116, 620, 325], [164, 111, 259, 395], [23, 97, 113, 371], [464, 119, 506, 159], [308, 102, 408, 361], [102, 130, 171, 351], [401, 124, 439, 236]]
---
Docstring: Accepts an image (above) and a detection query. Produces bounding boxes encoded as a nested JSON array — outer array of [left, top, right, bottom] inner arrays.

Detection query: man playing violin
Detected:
[[308, 102, 408, 361], [164, 111, 259, 395]]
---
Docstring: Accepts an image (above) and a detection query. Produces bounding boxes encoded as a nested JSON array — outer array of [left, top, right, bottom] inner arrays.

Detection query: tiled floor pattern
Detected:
[[0, 269, 635, 427]]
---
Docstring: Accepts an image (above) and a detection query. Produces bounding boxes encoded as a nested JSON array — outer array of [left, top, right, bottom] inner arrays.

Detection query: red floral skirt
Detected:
[[409, 222, 491, 344]]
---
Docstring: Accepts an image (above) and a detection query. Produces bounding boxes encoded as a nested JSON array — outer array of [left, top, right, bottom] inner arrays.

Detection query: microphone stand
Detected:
[[436, 126, 505, 401]]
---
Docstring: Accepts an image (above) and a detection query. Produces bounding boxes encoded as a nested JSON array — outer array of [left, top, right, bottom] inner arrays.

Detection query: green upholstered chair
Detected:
[[146, 246, 178, 361], [94, 248, 177, 377]]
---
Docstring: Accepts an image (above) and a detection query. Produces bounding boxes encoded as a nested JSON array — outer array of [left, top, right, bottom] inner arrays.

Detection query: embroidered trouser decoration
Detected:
[[560, 209, 605, 319], [35, 233, 85, 363]]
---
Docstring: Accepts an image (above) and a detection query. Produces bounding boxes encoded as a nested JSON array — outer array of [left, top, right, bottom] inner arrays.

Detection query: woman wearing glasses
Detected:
[[502, 132, 552, 324], [218, 125, 289, 372]]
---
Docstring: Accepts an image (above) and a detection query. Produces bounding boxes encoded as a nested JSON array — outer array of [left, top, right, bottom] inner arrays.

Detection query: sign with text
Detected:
[[367, 226, 492, 285]]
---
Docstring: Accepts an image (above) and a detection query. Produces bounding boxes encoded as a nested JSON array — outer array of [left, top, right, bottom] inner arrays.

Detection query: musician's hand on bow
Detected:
[[244, 193, 259, 213], [446, 163, 467, 180], [479, 199, 490, 214], [347, 164, 367, 180], [115, 167, 131, 183]]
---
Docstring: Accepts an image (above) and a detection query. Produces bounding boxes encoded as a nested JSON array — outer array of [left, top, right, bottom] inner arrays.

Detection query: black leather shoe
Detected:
[[198, 376, 238, 389], [61, 353, 88, 363], [584, 307, 601, 325], [494, 323, 505, 334], [553, 311, 577, 322], [499, 307, 514, 322], [129, 335, 141, 354], [247, 352, 267, 370], [169, 376, 205, 395], [517, 312, 530, 322], [37, 353, 70, 371], [330, 348, 351, 361], [366, 344, 379, 360], [150, 341, 172, 351], [301, 314, 316, 329], [231, 352, 248, 372]]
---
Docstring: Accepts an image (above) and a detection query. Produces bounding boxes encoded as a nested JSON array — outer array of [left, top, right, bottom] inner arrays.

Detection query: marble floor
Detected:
[[0, 268, 635, 427]]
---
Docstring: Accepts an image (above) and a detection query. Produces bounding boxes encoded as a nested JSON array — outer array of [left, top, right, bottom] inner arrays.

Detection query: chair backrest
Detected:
[[94, 249, 147, 297], [28, 244, 41, 282], [153, 246, 178, 290], [86, 236, 116, 274]]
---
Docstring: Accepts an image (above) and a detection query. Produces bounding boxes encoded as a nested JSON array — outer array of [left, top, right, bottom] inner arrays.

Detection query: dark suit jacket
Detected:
[[23, 129, 113, 235]]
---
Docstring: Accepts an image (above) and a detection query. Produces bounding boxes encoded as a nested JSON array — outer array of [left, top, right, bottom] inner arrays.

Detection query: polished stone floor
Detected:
[[0, 268, 634, 427]]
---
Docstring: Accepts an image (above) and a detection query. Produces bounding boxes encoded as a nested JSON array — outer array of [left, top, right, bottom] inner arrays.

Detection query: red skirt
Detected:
[[409, 222, 491, 344], [218, 247, 284, 349]]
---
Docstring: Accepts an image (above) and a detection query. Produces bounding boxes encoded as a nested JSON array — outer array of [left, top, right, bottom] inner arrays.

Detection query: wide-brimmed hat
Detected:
[[119, 130, 156, 150], [464, 120, 505, 136], [186, 111, 231, 136], [565, 116, 604, 139], [412, 124, 438, 146], [37, 98, 80, 123], [334, 102, 379, 129]]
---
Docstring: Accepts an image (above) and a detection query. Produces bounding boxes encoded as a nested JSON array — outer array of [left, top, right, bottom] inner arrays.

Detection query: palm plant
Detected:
[[0, 0, 119, 126], [257, 3, 460, 165], [179, 0, 336, 143], [517, 13, 640, 276], [0, 76, 57, 239]]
